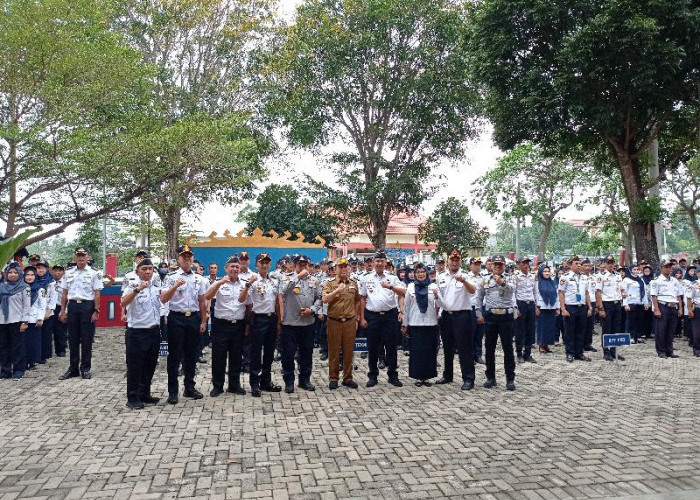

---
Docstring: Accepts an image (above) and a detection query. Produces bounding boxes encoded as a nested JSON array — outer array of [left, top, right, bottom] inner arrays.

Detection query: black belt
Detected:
[[169, 311, 200, 317], [366, 308, 397, 315], [328, 316, 355, 323], [486, 308, 514, 315], [566, 304, 586, 308], [443, 310, 469, 315], [658, 301, 678, 308], [254, 312, 277, 317], [602, 300, 621, 305], [69, 299, 94, 304], [216, 317, 243, 324], [516, 300, 534, 305]]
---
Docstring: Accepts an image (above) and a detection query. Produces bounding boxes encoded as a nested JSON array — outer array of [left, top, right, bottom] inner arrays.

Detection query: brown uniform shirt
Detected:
[[323, 278, 359, 319]]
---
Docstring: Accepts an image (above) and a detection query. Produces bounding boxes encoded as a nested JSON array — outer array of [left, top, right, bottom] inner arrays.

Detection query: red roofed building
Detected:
[[340, 212, 436, 255]]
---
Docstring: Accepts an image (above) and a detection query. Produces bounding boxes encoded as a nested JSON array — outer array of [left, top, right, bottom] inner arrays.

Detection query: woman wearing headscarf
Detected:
[[0, 262, 31, 379], [535, 265, 559, 353], [622, 265, 647, 344], [640, 264, 655, 339], [36, 261, 56, 363], [23, 266, 47, 370], [686, 265, 700, 356], [401, 263, 440, 386], [673, 267, 687, 340]]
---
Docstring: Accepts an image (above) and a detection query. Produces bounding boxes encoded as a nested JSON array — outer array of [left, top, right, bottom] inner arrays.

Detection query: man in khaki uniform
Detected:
[[322, 258, 361, 390]]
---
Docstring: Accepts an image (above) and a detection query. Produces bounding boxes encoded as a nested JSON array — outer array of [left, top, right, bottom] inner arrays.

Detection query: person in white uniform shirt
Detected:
[[649, 259, 683, 359], [0, 262, 31, 380], [121, 259, 162, 410]]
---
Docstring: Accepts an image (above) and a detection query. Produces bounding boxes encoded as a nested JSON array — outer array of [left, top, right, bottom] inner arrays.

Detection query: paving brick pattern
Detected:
[[1, 328, 699, 499]]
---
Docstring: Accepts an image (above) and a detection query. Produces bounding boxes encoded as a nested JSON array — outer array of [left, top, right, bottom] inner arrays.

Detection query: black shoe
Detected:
[[403, 350, 409, 356], [81, 371, 92, 379], [126, 400, 145, 410], [261, 383, 281, 393], [566, 355, 574, 362], [298, 382, 315, 391], [524, 356, 537, 363], [637, 339, 645, 344], [274, 352, 281, 362], [241, 365, 250, 374], [251, 388, 262, 397], [366, 378, 378, 388], [658, 354, 667, 358], [183, 388, 203, 399], [435, 377, 452, 385], [38, 359, 46, 364], [59, 370, 79, 380], [483, 378, 497, 388], [516, 355, 524, 364], [360, 352, 368, 359], [320, 352, 328, 361], [506, 381, 516, 391], [583, 345, 594, 351], [342, 380, 359, 389], [576, 355, 591, 362], [617, 355, 626, 361], [476, 357, 486, 365], [284, 385, 294, 394], [588, 346, 598, 352], [388, 378, 403, 387], [56, 352, 66, 357], [604, 353, 613, 361], [669, 354, 679, 358], [197, 356, 207, 364], [141, 395, 160, 405], [167, 394, 178, 404], [210, 388, 223, 397], [227, 386, 246, 395], [461, 381, 474, 391], [328, 381, 338, 390], [378, 360, 386, 370]]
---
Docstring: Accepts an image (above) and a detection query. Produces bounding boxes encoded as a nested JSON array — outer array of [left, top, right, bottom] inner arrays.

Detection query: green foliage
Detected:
[[489, 220, 591, 257], [0, 228, 42, 268], [633, 196, 664, 224], [263, 0, 480, 247], [244, 184, 338, 244], [418, 198, 488, 256]]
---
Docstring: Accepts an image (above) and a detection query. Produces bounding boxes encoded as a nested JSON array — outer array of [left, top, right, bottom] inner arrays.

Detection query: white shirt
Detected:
[[466, 271, 484, 308], [558, 271, 588, 306], [61, 266, 103, 301], [0, 287, 31, 324], [212, 279, 250, 321], [248, 274, 279, 314], [649, 275, 682, 304], [513, 270, 537, 302], [595, 270, 623, 301], [436, 270, 472, 311], [622, 277, 647, 306], [163, 268, 208, 313], [686, 280, 700, 308], [402, 283, 439, 326], [535, 279, 560, 310], [359, 271, 403, 312], [28, 288, 48, 324], [123, 281, 161, 329]]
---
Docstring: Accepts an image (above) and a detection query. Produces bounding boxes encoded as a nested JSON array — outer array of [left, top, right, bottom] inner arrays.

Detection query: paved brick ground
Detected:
[[1, 327, 699, 499]]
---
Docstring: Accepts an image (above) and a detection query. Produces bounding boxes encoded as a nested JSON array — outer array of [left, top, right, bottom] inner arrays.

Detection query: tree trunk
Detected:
[[612, 145, 661, 265], [163, 206, 181, 261], [685, 208, 700, 249], [5, 139, 18, 237], [369, 216, 388, 250], [538, 217, 553, 262]]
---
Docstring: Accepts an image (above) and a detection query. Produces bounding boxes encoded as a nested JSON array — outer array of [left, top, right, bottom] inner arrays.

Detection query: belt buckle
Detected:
[[492, 308, 505, 315], [267, 313, 272, 317], [340, 318, 347, 322], [185, 311, 191, 317], [379, 311, 385, 315], [76, 299, 82, 304]]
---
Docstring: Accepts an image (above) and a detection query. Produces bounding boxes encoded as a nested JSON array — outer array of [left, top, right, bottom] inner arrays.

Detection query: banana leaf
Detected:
[[0, 228, 42, 270]]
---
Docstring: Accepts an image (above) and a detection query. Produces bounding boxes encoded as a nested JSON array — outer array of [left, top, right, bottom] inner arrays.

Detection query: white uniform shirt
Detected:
[[248, 274, 279, 314], [649, 275, 681, 304], [27, 288, 48, 324], [123, 281, 161, 329], [513, 270, 537, 302], [466, 271, 484, 309], [595, 270, 623, 301], [212, 279, 250, 321], [402, 282, 440, 327], [52, 281, 63, 310], [360, 271, 403, 312], [535, 279, 560, 310], [163, 268, 208, 313], [436, 270, 472, 311], [61, 266, 103, 300], [686, 280, 700, 308], [0, 287, 31, 324], [622, 277, 647, 306], [558, 271, 588, 306]]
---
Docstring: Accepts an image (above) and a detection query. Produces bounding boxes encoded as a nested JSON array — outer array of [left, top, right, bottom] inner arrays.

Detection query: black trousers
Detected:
[[585, 314, 594, 347], [440, 310, 474, 383], [626, 304, 644, 341], [515, 301, 536, 357], [0, 323, 24, 378], [211, 317, 245, 391], [250, 314, 278, 389], [483, 312, 516, 382], [654, 304, 678, 356], [563, 305, 586, 358], [41, 315, 55, 361], [53, 305, 67, 355], [601, 302, 622, 356], [365, 309, 399, 380], [167, 312, 200, 395], [125, 326, 160, 402], [691, 307, 700, 356], [67, 300, 95, 373], [472, 308, 484, 361], [281, 324, 314, 386]]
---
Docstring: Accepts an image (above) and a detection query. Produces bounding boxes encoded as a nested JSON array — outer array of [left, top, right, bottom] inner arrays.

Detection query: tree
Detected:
[[0, 0, 166, 245], [120, 0, 276, 258], [470, 0, 700, 265], [244, 184, 338, 244], [474, 144, 582, 261], [263, 0, 480, 249], [666, 158, 700, 248], [418, 197, 488, 256]]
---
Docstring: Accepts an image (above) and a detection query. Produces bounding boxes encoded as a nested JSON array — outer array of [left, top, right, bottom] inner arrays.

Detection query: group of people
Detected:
[[2, 243, 699, 410]]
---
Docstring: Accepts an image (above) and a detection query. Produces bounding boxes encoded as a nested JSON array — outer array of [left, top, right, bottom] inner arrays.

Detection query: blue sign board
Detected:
[[354, 338, 368, 352], [159, 341, 169, 358], [603, 333, 631, 347]]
